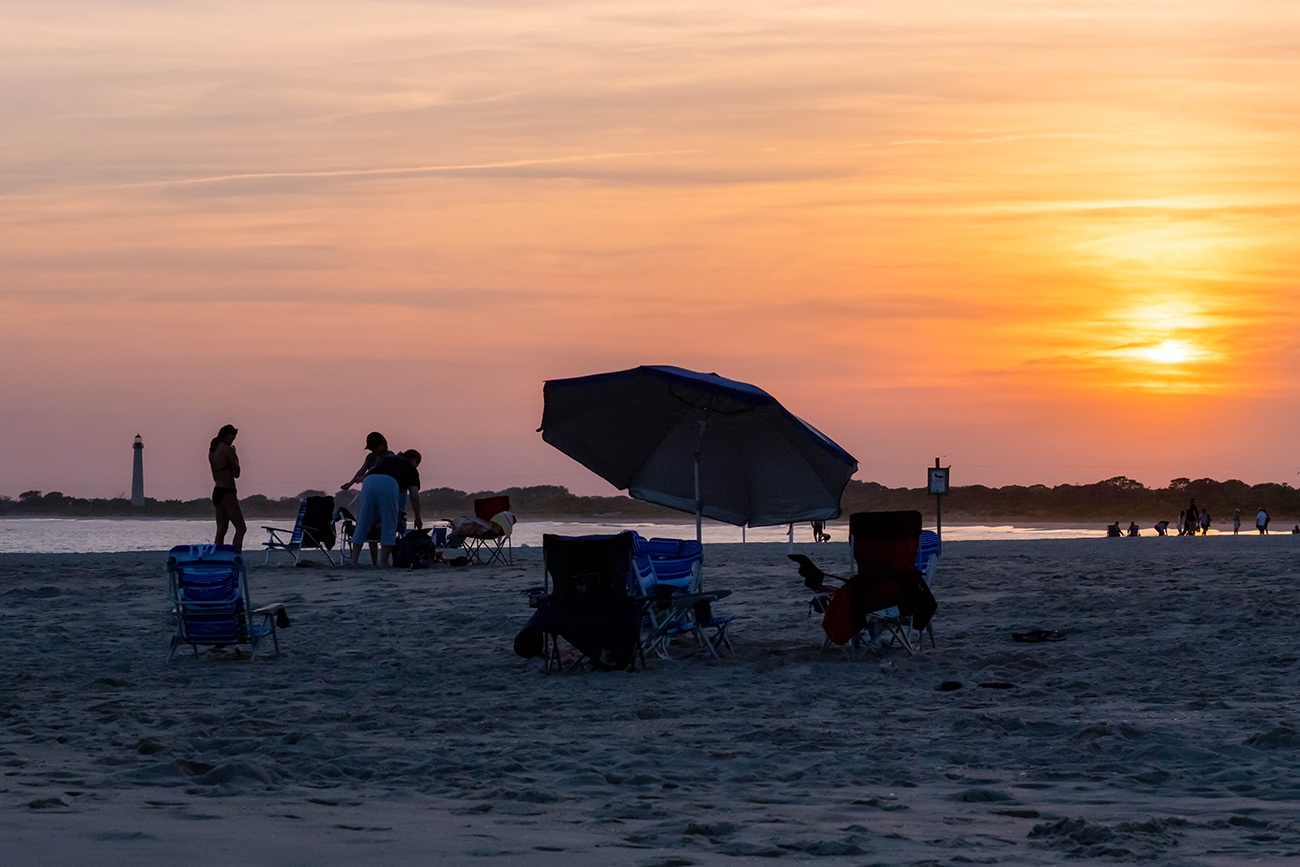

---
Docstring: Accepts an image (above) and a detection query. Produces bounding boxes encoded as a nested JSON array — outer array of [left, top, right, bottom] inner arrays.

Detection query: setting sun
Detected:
[[1139, 340, 1200, 365]]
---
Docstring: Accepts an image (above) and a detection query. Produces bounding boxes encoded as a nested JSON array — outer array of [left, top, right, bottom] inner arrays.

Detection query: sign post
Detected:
[[927, 459, 950, 553]]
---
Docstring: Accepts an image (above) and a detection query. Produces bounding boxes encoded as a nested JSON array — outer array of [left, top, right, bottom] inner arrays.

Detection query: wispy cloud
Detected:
[[118, 149, 700, 189], [883, 132, 1107, 147]]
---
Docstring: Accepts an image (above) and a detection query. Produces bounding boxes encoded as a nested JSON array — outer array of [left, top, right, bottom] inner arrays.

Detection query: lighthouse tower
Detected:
[[131, 435, 145, 506]]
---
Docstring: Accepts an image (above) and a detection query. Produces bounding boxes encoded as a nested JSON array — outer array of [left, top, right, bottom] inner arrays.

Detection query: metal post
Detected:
[[934, 458, 943, 554], [693, 419, 707, 545]]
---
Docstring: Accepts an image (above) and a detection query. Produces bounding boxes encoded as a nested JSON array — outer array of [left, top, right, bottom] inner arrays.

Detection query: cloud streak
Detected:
[[117, 149, 701, 189]]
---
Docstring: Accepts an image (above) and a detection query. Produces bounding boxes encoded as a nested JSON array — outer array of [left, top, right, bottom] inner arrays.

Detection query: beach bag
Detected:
[[822, 586, 860, 646], [900, 573, 938, 632], [393, 529, 435, 569]]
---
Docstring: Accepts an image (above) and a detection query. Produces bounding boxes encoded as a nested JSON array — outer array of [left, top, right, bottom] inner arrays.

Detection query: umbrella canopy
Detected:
[[539, 365, 858, 539]]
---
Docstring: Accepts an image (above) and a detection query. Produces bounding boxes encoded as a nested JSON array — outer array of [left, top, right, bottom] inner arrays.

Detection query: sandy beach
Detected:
[[2, 536, 1300, 864]]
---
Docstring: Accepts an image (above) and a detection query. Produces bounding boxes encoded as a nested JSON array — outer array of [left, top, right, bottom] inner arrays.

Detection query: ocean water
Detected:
[[0, 516, 1120, 554]]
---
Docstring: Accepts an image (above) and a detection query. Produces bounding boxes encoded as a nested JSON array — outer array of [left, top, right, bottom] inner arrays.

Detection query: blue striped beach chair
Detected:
[[262, 495, 339, 565], [631, 533, 734, 659], [167, 544, 287, 661]]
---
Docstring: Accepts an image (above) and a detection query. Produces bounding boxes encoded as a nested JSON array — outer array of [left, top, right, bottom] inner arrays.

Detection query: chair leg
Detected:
[[543, 632, 560, 674]]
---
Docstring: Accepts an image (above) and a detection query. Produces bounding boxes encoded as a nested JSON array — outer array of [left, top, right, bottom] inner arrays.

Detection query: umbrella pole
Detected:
[[694, 418, 707, 545], [694, 458, 702, 544]]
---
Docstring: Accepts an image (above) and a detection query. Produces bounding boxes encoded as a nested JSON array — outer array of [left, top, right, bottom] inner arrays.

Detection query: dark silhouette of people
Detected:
[[208, 424, 245, 549], [1106, 521, 1122, 537], [1184, 499, 1200, 536], [1127, 521, 1140, 537], [1256, 507, 1270, 535], [811, 520, 830, 543], [1153, 520, 1169, 536]]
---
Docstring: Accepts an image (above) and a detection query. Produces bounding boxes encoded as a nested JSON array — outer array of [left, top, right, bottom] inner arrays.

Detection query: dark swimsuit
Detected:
[[212, 486, 237, 506]]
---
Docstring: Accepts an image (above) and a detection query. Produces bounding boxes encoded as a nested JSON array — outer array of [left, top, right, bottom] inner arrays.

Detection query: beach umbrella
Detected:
[[539, 365, 858, 542]]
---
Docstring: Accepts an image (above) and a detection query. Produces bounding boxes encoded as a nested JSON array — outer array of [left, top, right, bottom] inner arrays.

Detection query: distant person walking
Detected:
[[1185, 499, 1200, 536], [1176, 511, 1185, 536], [208, 424, 245, 549], [1200, 510, 1211, 535], [1233, 508, 1242, 535], [1256, 507, 1270, 535]]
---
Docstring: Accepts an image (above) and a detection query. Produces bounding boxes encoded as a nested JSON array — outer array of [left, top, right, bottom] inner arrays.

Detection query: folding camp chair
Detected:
[[513, 532, 640, 673], [262, 495, 339, 565], [630, 533, 733, 659], [848, 511, 936, 654], [167, 544, 288, 661], [793, 510, 937, 658], [459, 495, 515, 565]]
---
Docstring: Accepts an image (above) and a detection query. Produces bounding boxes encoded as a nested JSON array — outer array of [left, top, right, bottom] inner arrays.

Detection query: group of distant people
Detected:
[[1112, 499, 1276, 537], [206, 425, 424, 568]]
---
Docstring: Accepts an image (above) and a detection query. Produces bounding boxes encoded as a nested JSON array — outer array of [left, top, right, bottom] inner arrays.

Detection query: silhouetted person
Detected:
[[209, 424, 245, 549], [1127, 521, 1140, 537], [350, 449, 424, 568], [1256, 507, 1270, 535], [341, 431, 393, 565]]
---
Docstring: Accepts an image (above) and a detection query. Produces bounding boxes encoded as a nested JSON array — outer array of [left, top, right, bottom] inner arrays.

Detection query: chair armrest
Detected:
[[252, 602, 286, 614]]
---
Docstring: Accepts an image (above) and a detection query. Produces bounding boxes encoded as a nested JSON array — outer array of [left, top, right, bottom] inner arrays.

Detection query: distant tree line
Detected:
[[841, 476, 1298, 526], [0, 476, 1293, 525], [0, 485, 683, 520]]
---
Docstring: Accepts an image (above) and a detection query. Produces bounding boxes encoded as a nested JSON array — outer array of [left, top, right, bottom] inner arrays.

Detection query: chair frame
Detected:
[[798, 512, 938, 659], [464, 495, 513, 566], [538, 532, 639, 673], [850, 512, 935, 656], [262, 496, 339, 565], [167, 544, 286, 662], [630, 534, 733, 660]]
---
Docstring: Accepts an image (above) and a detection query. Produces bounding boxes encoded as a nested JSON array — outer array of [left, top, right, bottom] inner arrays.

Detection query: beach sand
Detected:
[[2, 537, 1299, 864]]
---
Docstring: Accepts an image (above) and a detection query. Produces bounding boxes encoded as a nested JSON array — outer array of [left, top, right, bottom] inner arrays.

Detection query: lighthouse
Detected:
[[131, 434, 145, 506]]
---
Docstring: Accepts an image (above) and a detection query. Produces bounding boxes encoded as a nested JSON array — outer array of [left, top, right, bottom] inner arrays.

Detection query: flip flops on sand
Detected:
[[1011, 629, 1065, 643]]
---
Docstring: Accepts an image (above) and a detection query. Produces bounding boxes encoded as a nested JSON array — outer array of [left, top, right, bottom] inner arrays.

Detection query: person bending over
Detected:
[[341, 431, 393, 564], [350, 449, 423, 567]]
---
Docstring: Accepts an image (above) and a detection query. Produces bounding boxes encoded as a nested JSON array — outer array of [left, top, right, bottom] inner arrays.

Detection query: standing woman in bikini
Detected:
[[209, 424, 246, 549]]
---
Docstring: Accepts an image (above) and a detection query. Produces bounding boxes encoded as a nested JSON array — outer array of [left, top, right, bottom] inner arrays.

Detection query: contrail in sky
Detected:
[[121, 150, 700, 189]]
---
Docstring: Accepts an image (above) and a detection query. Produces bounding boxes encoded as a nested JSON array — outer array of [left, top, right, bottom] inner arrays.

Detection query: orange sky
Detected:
[[3, 1, 1299, 500]]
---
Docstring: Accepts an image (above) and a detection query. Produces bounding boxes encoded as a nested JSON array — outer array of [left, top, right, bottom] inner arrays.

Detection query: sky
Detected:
[[3, 1, 1299, 501]]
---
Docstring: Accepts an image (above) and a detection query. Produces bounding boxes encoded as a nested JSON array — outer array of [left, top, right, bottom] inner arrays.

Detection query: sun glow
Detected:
[[1139, 339, 1199, 364]]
